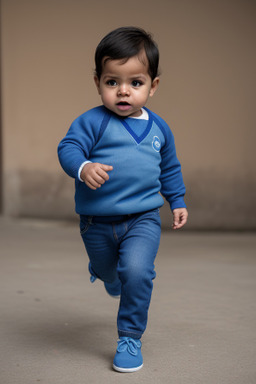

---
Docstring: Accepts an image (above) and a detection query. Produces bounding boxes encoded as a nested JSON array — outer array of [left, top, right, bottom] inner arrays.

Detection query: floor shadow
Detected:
[[7, 312, 116, 363]]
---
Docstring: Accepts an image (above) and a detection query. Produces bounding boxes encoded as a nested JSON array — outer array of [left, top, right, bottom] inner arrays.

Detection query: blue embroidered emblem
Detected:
[[152, 136, 161, 152]]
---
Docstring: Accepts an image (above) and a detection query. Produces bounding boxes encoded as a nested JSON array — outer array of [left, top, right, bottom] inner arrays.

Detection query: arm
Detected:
[[58, 109, 112, 184], [160, 131, 186, 205], [58, 114, 96, 179], [157, 118, 187, 229]]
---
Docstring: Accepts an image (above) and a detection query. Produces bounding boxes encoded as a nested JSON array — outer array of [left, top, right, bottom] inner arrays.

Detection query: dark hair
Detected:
[[95, 26, 159, 81]]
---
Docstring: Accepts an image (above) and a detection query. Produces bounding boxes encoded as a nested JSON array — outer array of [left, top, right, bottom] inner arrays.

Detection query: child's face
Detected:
[[94, 52, 159, 118]]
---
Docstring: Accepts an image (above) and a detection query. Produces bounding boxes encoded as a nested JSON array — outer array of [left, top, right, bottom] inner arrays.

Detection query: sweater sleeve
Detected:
[[57, 108, 105, 179], [154, 114, 186, 210]]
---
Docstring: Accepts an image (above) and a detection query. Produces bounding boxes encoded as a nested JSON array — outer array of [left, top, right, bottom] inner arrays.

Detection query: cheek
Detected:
[[136, 89, 151, 102], [101, 90, 114, 104]]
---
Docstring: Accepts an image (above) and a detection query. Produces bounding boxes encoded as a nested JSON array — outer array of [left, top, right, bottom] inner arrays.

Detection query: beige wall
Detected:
[[1, 0, 256, 229]]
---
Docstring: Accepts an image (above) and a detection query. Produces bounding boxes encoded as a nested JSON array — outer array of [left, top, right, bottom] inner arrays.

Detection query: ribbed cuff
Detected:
[[78, 161, 92, 181]]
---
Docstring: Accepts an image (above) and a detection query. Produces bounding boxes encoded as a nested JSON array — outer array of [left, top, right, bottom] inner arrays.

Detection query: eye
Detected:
[[131, 80, 143, 87], [106, 79, 117, 86]]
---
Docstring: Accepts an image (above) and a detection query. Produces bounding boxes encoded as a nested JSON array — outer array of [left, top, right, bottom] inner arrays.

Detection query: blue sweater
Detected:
[[58, 106, 186, 216]]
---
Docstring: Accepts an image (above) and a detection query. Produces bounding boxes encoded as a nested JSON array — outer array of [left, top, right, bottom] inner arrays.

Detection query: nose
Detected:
[[118, 84, 130, 96]]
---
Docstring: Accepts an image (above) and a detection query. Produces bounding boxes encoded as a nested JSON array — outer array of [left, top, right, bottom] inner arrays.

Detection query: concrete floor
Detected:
[[0, 217, 256, 384]]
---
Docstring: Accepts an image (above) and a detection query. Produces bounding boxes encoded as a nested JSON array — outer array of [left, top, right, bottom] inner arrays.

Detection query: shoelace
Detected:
[[117, 337, 141, 356], [90, 275, 97, 283]]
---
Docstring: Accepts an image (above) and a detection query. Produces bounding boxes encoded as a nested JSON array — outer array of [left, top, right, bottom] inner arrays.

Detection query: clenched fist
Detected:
[[80, 162, 113, 190]]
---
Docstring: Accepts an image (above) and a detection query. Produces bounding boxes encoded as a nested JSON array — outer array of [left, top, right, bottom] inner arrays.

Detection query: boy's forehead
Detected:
[[101, 52, 149, 73]]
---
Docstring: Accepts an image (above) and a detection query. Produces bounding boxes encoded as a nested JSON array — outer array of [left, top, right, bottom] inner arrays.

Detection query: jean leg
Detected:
[[117, 210, 161, 339], [80, 217, 119, 283]]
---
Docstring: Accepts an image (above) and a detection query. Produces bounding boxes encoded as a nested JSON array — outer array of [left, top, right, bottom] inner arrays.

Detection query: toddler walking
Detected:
[[58, 26, 188, 372]]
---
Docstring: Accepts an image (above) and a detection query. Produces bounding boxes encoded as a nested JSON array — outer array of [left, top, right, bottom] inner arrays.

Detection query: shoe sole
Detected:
[[113, 363, 143, 373], [104, 287, 121, 299], [107, 294, 120, 299]]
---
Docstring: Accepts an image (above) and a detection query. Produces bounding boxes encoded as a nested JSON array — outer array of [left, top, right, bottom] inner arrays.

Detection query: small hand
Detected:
[[172, 208, 188, 230], [80, 162, 113, 190]]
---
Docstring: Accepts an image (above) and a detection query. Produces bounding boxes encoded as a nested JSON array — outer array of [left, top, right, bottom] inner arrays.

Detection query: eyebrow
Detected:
[[102, 74, 147, 80]]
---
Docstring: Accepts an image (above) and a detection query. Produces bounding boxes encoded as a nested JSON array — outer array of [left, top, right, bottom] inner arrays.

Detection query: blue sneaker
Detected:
[[104, 278, 121, 299], [113, 337, 143, 373]]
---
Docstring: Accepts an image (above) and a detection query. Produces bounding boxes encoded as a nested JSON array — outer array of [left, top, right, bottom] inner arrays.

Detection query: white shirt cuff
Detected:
[[78, 161, 92, 182]]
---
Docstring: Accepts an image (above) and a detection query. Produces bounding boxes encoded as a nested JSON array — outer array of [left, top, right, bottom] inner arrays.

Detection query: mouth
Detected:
[[116, 101, 131, 111]]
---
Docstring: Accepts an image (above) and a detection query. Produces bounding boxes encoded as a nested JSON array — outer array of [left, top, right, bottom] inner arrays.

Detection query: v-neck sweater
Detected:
[[58, 105, 186, 215]]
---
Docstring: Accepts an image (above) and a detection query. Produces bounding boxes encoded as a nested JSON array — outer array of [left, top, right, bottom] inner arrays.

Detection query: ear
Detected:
[[94, 75, 101, 95], [149, 77, 160, 97]]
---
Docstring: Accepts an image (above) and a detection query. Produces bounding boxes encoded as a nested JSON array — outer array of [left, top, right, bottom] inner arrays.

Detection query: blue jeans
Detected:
[[79, 209, 161, 339]]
